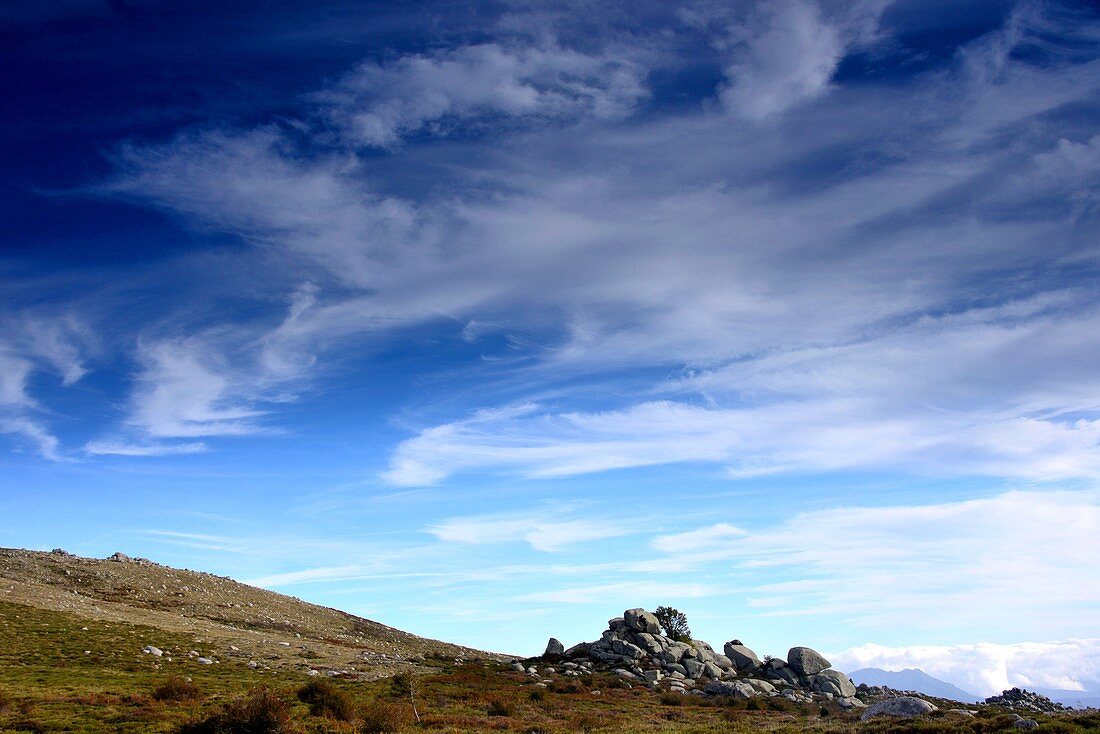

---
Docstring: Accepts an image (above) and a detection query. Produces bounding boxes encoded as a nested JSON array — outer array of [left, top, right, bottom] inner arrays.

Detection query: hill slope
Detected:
[[0, 547, 492, 678], [849, 667, 980, 702]]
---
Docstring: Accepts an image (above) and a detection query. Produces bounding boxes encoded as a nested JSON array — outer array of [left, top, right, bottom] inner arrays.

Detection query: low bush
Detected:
[[152, 676, 203, 703], [486, 699, 513, 717], [569, 712, 602, 733], [659, 692, 684, 706], [358, 700, 402, 734], [178, 687, 297, 734], [296, 679, 355, 721]]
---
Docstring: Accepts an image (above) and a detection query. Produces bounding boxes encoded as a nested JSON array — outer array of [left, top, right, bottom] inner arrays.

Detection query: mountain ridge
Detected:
[[849, 667, 981, 702]]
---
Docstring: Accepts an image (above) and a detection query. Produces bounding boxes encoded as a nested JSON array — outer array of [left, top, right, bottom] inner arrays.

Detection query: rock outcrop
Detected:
[[861, 696, 938, 720], [538, 607, 857, 705], [985, 688, 1067, 713], [543, 638, 565, 657]]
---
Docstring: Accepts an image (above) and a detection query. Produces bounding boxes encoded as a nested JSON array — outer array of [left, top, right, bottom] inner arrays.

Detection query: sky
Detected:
[[1, 0, 1099, 698]]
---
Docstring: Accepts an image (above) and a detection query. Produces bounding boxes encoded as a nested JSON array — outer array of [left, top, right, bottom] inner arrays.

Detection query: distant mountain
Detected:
[[849, 668, 981, 702], [1027, 687, 1100, 710]]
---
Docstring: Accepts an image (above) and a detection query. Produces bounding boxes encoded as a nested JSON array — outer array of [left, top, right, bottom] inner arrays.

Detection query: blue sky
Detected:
[[2, 0, 1099, 696]]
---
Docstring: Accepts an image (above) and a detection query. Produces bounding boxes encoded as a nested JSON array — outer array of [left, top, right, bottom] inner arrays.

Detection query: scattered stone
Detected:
[[107, 552, 132, 563], [510, 662, 525, 672], [860, 696, 938, 721], [1015, 719, 1039, 730], [787, 646, 830, 676], [838, 696, 867, 709], [196, 657, 214, 665], [142, 645, 163, 656]]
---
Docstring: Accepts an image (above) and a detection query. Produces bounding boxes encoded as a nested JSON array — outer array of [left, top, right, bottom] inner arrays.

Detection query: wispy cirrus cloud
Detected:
[[317, 41, 648, 148], [0, 312, 93, 461], [79, 0, 1100, 487], [426, 504, 637, 552]]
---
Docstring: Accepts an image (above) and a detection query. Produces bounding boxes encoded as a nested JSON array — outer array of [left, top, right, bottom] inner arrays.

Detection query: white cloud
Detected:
[[652, 490, 1100, 641], [427, 508, 633, 552], [652, 522, 746, 554], [318, 41, 647, 147], [0, 314, 92, 461], [718, 1, 846, 119], [515, 580, 716, 605], [831, 639, 1100, 698], [83, 440, 208, 457], [384, 296, 1100, 485], [97, 2, 1100, 486], [128, 338, 266, 439]]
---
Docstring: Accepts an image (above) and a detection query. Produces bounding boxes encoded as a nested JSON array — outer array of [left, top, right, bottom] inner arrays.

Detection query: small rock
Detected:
[[1015, 719, 1039, 730], [196, 657, 214, 665], [142, 645, 163, 657]]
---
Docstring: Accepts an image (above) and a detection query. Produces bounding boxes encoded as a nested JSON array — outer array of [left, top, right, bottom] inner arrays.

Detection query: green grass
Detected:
[[3, 600, 1099, 734]]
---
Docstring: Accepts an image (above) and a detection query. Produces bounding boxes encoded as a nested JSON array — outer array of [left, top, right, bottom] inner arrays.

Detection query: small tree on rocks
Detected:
[[654, 606, 691, 642]]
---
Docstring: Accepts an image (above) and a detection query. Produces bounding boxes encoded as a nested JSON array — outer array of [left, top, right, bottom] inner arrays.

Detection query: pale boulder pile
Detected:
[[536, 608, 866, 709]]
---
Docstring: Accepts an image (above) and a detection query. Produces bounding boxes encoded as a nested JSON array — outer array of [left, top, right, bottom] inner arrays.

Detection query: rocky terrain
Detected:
[[0, 547, 491, 679], [1, 550, 1095, 733], [534, 607, 866, 708], [984, 687, 1070, 713]]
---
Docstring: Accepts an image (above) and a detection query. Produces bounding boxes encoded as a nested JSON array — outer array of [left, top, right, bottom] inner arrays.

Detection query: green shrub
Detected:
[[653, 606, 691, 642], [152, 676, 203, 702], [528, 688, 546, 703], [296, 679, 355, 721], [358, 701, 402, 734], [178, 687, 297, 734], [388, 673, 413, 699]]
